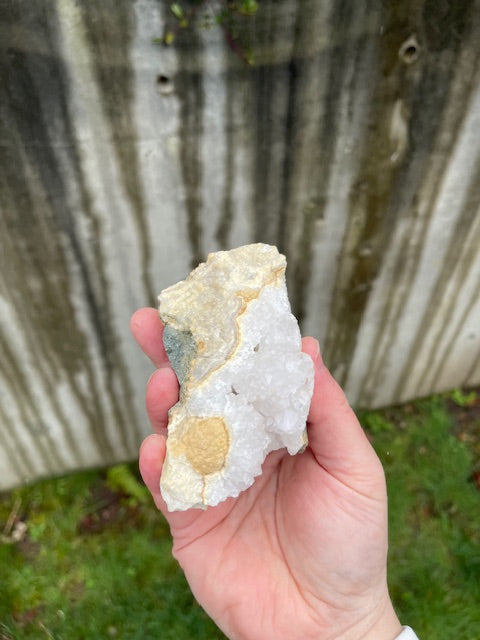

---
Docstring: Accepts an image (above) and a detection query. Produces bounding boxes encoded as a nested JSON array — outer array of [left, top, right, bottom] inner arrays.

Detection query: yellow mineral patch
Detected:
[[270, 265, 286, 285], [236, 289, 260, 304], [173, 416, 230, 476], [236, 266, 285, 308]]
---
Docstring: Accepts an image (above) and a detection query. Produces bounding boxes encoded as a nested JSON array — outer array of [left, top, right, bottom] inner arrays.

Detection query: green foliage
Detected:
[[236, 0, 259, 16], [154, 1, 259, 64], [361, 396, 480, 638], [106, 464, 150, 505], [361, 411, 394, 435], [170, 2, 188, 25], [450, 387, 477, 407]]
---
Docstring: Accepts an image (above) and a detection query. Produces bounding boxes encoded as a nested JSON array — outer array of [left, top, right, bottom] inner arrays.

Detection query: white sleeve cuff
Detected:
[[395, 627, 419, 639]]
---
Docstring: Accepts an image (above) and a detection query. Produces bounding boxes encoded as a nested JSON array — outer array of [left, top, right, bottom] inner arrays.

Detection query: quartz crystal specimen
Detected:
[[158, 243, 314, 511]]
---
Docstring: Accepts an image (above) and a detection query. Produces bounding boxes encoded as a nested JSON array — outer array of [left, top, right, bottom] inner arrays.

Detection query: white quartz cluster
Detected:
[[158, 244, 314, 511]]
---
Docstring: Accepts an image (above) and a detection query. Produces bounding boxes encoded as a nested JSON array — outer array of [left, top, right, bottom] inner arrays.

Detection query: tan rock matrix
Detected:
[[158, 244, 314, 511]]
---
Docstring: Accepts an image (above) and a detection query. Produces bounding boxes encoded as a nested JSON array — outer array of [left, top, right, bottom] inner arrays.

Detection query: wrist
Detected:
[[330, 593, 402, 640], [356, 598, 402, 640]]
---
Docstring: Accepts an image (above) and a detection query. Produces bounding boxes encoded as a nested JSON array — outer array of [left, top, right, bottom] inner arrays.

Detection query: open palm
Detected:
[[131, 308, 401, 640]]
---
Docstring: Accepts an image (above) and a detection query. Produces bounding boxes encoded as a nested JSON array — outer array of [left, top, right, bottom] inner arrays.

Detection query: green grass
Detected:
[[0, 469, 225, 640], [361, 395, 480, 638], [1, 393, 479, 639]]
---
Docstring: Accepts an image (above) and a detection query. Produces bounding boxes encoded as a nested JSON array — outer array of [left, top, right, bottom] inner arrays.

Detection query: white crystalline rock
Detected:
[[158, 243, 314, 511]]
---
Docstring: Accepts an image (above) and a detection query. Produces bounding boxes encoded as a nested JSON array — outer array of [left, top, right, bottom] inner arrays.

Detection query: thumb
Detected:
[[139, 434, 229, 533], [302, 339, 385, 492]]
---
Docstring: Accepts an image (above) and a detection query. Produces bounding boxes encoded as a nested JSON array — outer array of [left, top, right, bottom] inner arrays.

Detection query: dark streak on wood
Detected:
[[0, 139, 112, 466], [276, 56, 299, 253], [249, 3, 283, 246], [403, 156, 480, 396], [80, 1, 156, 305], [323, 0, 445, 386], [74, 1, 147, 451], [216, 67, 236, 248], [0, 333, 63, 473], [464, 343, 480, 388], [59, 3, 145, 452], [0, 3, 141, 472], [0, 39, 92, 469], [290, 2, 363, 324], [0, 404, 32, 484], [173, 25, 205, 269]]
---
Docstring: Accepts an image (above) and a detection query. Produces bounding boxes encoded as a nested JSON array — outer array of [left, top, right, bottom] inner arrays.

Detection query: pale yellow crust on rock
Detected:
[[170, 416, 230, 476], [159, 245, 286, 385]]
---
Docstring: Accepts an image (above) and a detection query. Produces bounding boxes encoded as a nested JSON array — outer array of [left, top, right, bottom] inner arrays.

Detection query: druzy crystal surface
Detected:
[[158, 244, 314, 511]]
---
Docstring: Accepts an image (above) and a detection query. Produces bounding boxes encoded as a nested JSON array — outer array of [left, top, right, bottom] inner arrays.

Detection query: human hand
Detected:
[[131, 308, 402, 640]]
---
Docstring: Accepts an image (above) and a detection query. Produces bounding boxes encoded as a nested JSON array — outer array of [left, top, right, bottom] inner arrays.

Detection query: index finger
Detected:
[[130, 307, 170, 368]]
